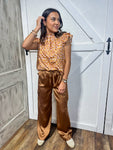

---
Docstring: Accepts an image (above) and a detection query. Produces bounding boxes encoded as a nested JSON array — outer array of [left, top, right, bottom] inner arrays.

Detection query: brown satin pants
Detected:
[[37, 70, 72, 141]]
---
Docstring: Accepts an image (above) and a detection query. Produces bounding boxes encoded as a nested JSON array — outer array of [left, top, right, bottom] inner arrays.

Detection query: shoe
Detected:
[[37, 138, 45, 146], [66, 138, 75, 148]]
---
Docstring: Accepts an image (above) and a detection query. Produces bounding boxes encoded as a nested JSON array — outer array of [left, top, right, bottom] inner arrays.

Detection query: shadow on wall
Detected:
[[68, 52, 82, 128]]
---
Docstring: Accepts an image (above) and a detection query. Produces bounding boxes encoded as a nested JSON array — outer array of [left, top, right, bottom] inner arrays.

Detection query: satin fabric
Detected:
[[37, 70, 72, 141]]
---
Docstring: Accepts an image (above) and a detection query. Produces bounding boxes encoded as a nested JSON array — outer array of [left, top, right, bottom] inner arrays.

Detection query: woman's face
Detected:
[[45, 12, 61, 34]]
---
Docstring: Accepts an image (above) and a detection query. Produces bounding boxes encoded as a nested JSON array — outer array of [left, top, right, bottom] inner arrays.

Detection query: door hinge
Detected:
[[25, 49, 29, 55], [106, 37, 112, 55]]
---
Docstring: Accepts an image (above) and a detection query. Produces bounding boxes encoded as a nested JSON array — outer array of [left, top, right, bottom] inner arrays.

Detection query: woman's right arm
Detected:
[[22, 16, 45, 50]]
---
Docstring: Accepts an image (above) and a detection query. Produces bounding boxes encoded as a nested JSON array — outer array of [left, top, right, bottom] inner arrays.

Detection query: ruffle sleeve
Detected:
[[62, 32, 73, 45]]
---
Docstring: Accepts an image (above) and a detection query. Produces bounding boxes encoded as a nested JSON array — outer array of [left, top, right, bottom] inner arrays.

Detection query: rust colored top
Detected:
[[35, 32, 73, 73]]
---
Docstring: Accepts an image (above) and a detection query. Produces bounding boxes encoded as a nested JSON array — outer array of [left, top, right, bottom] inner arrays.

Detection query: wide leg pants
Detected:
[[37, 70, 72, 141]]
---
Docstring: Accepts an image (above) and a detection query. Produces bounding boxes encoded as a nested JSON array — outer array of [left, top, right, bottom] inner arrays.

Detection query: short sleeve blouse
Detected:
[[36, 32, 73, 73]]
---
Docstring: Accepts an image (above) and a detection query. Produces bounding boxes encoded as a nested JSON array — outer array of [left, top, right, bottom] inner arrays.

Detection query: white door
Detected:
[[21, 0, 113, 133]]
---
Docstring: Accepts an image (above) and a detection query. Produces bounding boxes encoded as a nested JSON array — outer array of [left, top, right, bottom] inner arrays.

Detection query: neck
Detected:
[[46, 29, 55, 36]]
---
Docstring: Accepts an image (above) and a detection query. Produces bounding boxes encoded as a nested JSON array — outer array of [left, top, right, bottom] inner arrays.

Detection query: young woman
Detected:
[[22, 8, 75, 148]]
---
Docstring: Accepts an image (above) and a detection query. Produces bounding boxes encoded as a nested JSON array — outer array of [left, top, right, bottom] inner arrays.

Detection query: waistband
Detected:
[[38, 70, 64, 75]]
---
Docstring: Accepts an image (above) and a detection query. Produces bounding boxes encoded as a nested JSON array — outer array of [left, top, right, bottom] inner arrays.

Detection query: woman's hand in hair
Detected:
[[36, 16, 45, 30]]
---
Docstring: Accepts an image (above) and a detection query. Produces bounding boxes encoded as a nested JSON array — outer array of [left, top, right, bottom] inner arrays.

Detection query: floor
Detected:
[[1, 119, 113, 150]]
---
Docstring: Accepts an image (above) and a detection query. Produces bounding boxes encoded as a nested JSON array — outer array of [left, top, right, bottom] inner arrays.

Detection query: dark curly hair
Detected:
[[40, 8, 66, 44]]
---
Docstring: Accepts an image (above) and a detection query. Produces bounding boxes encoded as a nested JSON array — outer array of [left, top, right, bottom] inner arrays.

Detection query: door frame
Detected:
[[20, 0, 35, 119], [102, 0, 113, 135]]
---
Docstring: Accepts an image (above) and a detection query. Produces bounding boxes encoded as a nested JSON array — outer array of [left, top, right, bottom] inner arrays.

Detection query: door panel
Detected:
[[0, 0, 29, 148], [70, 0, 107, 41]]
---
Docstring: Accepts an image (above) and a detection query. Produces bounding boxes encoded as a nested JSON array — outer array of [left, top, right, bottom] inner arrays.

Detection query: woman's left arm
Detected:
[[58, 41, 71, 93]]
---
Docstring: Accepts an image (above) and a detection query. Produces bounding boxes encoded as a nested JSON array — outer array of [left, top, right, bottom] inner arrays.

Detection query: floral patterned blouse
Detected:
[[35, 32, 73, 73]]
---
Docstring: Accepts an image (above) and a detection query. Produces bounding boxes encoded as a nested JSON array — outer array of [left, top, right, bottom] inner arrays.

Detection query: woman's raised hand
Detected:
[[22, 16, 45, 50], [36, 16, 45, 30]]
